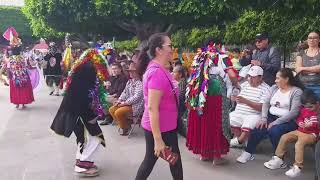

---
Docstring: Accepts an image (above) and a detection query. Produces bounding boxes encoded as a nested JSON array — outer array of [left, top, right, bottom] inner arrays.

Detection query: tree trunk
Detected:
[[116, 20, 175, 41]]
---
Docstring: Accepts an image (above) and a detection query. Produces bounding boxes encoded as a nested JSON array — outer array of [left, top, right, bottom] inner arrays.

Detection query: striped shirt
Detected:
[[235, 81, 270, 115]]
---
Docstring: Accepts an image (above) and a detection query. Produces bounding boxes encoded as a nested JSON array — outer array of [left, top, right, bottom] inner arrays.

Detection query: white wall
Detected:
[[0, 0, 24, 7]]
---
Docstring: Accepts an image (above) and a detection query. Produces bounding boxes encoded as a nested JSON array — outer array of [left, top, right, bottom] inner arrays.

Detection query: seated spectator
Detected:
[[229, 66, 270, 147], [100, 63, 128, 125], [237, 68, 303, 163], [109, 62, 143, 136], [173, 65, 188, 136], [264, 90, 319, 178]]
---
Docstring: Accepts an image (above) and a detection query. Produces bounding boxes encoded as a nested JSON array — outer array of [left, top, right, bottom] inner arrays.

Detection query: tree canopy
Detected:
[[0, 6, 32, 40], [22, 0, 320, 49]]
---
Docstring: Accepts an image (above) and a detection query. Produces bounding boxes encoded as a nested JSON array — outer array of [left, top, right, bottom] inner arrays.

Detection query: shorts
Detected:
[[229, 111, 261, 132]]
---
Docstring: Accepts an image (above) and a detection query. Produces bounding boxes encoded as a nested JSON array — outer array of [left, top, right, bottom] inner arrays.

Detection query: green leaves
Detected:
[[114, 37, 139, 52], [0, 6, 32, 39], [172, 26, 223, 49]]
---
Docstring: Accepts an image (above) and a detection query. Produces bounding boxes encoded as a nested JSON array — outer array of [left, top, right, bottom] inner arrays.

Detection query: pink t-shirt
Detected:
[[141, 61, 178, 132]]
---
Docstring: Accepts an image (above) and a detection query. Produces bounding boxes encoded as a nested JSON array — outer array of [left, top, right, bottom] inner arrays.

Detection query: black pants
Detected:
[[46, 76, 61, 87], [135, 130, 183, 180]]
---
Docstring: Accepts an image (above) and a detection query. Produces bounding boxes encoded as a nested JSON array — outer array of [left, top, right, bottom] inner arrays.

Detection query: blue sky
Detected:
[[0, 0, 24, 7]]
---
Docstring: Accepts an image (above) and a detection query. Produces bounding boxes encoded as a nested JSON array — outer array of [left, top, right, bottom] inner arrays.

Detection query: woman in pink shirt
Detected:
[[135, 33, 183, 180]]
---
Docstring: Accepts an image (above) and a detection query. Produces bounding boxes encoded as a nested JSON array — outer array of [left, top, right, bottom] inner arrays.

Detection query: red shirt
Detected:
[[296, 107, 319, 136]]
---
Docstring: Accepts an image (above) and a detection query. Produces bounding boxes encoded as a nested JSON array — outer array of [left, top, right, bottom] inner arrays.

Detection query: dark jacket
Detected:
[[108, 74, 128, 98], [50, 62, 103, 138], [252, 45, 281, 86]]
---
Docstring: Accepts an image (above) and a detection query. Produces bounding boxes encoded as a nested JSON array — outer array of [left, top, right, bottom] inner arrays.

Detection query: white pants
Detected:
[[74, 130, 101, 172], [230, 111, 261, 132]]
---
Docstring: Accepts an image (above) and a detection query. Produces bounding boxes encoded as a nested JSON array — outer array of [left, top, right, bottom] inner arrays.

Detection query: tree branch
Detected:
[[115, 21, 137, 34], [165, 24, 176, 35]]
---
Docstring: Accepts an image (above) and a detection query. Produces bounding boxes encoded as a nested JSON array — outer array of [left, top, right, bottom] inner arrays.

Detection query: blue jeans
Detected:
[[245, 114, 297, 154], [305, 85, 320, 99]]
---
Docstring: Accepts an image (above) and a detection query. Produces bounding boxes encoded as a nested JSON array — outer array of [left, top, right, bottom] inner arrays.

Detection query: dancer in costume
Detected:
[[186, 40, 238, 165], [43, 42, 62, 96], [24, 50, 40, 90], [51, 48, 109, 177], [0, 44, 34, 108]]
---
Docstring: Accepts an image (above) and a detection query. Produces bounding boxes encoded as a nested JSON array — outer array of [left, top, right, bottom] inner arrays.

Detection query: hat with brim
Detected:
[[255, 32, 269, 41], [248, 66, 264, 76]]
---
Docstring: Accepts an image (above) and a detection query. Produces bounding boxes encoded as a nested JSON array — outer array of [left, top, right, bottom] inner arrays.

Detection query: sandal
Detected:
[[76, 168, 99, 177], [76, 160, 98, 169], [200, 156, 213, 161], [212, 158, 227, 166]]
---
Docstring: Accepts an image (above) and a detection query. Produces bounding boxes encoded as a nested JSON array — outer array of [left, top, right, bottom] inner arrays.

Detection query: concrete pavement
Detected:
[[0, 84, 315, 180]]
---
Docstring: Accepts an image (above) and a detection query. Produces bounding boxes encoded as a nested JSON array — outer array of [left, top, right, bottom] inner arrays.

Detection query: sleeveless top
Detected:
[[298, 50, 320, 85]]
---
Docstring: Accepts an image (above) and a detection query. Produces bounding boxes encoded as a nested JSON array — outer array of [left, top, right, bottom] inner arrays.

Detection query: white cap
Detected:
[[248, 66, 263, 76]]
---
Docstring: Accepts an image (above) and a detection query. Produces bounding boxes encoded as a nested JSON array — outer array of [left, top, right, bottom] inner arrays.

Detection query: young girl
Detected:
[[264, 90, 319, 178]]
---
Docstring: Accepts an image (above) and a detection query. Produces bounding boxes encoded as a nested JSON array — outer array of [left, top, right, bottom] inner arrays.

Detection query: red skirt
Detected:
[[186, 95, 229, 159], [10, 79, 34, 105]]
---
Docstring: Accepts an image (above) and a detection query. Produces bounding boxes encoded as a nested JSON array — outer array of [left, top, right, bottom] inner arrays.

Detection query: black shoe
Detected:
[[100, 120, 110, 126], [49, 91, 54, 95]]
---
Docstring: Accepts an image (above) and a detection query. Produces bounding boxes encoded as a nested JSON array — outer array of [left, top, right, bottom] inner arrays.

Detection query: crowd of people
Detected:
[[1, 27, 320, 179]]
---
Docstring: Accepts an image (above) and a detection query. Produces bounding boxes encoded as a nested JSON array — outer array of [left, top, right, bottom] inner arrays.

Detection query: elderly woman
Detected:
[[109, 61, 143, 136], [236, 68, 303, 164]]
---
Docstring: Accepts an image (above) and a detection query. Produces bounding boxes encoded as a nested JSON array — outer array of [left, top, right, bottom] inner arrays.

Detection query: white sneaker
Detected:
[[264, 156, 287, 170], [230, 137, 240, 147], [230, 137, 246, 148], [285, 165, 301, 178], [236, 151, 254, 163]]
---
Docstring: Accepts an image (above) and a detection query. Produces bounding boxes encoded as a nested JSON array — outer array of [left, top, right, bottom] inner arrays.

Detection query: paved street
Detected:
[[0, 84, 315, 180]]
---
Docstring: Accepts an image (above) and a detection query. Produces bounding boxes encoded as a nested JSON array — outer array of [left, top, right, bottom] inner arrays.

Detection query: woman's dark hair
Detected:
[[174, 61, 182, 66], [137, 33, 168, 77], [301, 89, 318, 105], [278, 68, 304, 90], [175, 65, 187, 79], [308, 30, 320, 37]]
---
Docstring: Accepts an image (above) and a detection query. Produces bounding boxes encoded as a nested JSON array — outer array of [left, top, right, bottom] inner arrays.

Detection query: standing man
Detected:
[[251, 32, 281, 86], [43, 42, 63, 96]]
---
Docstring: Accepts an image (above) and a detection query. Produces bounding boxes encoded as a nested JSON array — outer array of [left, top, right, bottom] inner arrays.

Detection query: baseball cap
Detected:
[[248, 66, 264, 76], [255, 32, 269, 41]]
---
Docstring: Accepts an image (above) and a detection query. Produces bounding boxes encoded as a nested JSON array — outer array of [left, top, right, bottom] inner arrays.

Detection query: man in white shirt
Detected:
[[229, 66, 270, 147]]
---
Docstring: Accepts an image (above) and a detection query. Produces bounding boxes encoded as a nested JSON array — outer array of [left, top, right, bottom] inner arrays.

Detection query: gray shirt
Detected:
[[252, 45, 281, 86], [298, 50, 320, 85], [262, 85, 302, 125]]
